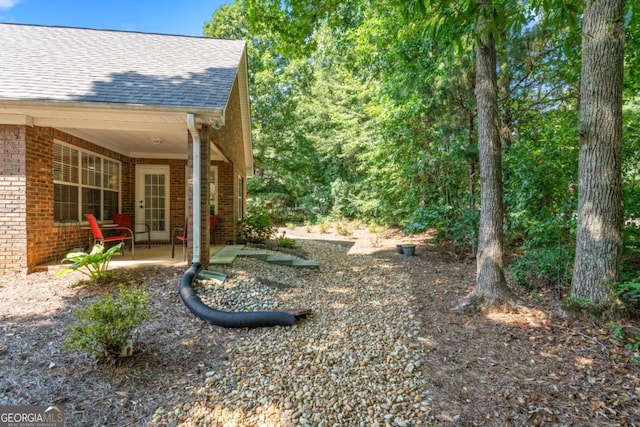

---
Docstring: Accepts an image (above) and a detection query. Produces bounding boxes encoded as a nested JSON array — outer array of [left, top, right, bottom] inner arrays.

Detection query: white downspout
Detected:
[[187, 113, 201, 263]]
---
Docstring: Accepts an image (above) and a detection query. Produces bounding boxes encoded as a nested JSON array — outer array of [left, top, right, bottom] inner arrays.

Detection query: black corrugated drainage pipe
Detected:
[[179, 262, 297, 328]]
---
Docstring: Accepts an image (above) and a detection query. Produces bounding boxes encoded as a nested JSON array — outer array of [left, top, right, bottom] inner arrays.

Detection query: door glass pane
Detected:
[[144, 173, 166, 232]]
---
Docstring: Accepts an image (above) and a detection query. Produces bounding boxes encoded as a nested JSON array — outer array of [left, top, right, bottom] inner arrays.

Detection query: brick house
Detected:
[[0, 23, 253, 275]]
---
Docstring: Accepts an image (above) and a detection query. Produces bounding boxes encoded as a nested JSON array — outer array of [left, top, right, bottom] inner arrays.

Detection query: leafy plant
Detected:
[[335, 220, 353, 236], [509, 244, 574, 292], [319, 221, 331, 234], [611, 277, 640, 315], [607, 322, 640, 352], [58, 243, 123, 282], [277, 231, 297, 249], [64, 284, 150, 360], [238, 212, 274, 243], [405, 205, 478, 256]]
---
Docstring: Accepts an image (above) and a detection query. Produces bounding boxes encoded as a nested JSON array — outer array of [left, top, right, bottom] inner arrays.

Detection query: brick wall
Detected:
[[210, 78, 247, 244], [25, 126, 55, 271], [215, 160, 238, 244], [0, 125, 28, 275]]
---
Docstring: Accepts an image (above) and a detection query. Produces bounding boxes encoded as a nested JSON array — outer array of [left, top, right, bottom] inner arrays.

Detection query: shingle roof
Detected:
[[0, 23, 246, 110]]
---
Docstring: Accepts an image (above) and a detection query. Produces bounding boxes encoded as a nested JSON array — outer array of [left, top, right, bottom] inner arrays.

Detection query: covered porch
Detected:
[[0, 24, 253, 275]]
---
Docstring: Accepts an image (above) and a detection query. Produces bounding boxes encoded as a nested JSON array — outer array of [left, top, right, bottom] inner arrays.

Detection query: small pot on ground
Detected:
[[396, 244, 404, 254], [119, 338, 134, 358], [401, 244, 416, 257]]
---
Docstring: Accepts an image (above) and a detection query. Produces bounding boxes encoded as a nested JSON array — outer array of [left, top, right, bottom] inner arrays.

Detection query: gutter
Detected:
[[0, 98, 225, 117]]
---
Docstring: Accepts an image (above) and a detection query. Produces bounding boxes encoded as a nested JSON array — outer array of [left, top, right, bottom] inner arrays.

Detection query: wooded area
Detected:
[[204, 0, 639, 318]]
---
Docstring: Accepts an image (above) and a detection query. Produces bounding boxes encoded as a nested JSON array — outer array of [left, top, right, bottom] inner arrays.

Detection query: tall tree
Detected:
[[571, 0, 626, 306], [205, 1, 322, 220], [465, 0, 510, 309]]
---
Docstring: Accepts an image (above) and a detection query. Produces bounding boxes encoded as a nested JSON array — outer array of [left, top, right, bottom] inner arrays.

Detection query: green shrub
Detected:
[[277, 231, 297, 249], [319, 221, 331, 234], [335, 220, 353, 236], [611, 277, 640, 315], [238, 212, 274, 243], [64, 284, 149, 360], [509, 244, 574, 292], [58, 243, 123, 282], [607, 322, 640, 353], [404, 205, 478, 256]]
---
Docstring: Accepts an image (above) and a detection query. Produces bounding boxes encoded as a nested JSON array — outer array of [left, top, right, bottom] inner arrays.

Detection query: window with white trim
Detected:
[[53, 142, 120, 222]]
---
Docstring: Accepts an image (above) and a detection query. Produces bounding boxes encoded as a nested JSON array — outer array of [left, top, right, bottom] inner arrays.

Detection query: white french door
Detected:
[[135, 165, 170, 241]]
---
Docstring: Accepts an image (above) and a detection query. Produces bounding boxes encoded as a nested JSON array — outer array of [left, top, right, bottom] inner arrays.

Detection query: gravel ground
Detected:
[[150, 240, 429, 426], [2, 226, 638, 426]]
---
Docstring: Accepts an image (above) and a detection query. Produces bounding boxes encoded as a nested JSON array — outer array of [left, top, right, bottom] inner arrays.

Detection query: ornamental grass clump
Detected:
[[64, 284, 149, 361]]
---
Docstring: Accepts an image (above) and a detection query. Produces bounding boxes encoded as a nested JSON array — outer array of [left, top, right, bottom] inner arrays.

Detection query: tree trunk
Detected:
[[571, 0, 625, 306], [456, 3, 511, 312]]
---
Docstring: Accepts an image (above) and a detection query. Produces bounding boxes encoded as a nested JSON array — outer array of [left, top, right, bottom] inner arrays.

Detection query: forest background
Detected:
[[204, 1, 639, 310]]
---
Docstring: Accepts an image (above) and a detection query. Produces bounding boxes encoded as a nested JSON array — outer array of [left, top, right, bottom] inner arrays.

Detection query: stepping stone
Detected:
[[210, 245, 245, 265], [210, 255, 236, 265], [266, 255, 294, 266], [236, 250, 267, 260], [197, 269, 227, 283], [291, 259, 320, 269]]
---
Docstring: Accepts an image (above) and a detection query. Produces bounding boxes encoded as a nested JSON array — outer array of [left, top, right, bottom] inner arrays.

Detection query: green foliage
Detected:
[[276, 231, 297, 249], [213, 0, 640, 297], [404, 204, 478, 256], [238, 212, 275, 243], [58, 243, 123, 283], [607, 322, 640, 352], [509, 244, 574, 292], [611, 276, 640, 316], [561, 295, 598, 314], [64, 285, 150, 360], [335, 219, 353, 237], [508, 211, 575, 293], [318, 221, 331, 234]]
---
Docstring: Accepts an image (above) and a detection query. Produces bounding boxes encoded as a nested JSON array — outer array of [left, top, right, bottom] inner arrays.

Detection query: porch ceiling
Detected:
[[0, 105, 227, 161]]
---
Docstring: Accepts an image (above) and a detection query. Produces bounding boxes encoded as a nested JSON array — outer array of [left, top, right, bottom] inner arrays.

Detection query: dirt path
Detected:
[[281, 225, 640, 425]]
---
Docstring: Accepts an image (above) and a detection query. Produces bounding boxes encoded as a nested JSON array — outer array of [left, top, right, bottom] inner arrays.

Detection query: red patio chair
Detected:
[[84, 213, 134, 259], [171, 218, 188, 260], [112, 213, 151, 248]]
